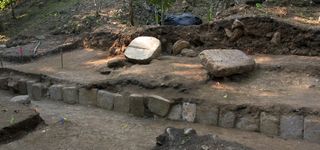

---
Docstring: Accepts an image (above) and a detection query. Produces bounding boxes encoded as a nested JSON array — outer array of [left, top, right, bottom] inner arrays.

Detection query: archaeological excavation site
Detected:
[[0, 0, 320, 149]]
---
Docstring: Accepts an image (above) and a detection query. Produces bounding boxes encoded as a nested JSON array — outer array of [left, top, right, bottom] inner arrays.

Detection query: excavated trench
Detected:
[[1, 16, 320, 144]]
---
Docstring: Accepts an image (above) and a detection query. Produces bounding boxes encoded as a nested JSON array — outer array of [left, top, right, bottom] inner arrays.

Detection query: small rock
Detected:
[[199, 49, 255, 77], [230, 28, 244, 42], [224, 28, 233, 38], [0, 44, 6, 48], [231, 19, 244, 30], [271, 32, 281, 45], [180, 49, 197, 57], [124, 36, 161, 64], [172, 40, 190, 55], [10, 95, 31, 105], [35, 35, 46, 40]]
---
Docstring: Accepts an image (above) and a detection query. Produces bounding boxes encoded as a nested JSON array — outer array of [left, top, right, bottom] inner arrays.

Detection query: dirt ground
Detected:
[[0, 90, 320, 150], [3, 48, 320, 112]]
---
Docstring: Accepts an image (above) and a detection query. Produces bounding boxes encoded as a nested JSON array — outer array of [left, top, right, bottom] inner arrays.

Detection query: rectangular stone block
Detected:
[[280, 115, 304, 139], [219, 110, 236, 128], [304, 116, 320, 143], [97, 90, 121, 110], [236, 114, 259, 132], [260, 112, 279, 136], [114, 94, 129, 113], [27, 81, 36, 97], [0, 77, 8, 90], [168, 104, 182, 121], [31, 83, 47, 101], [79, 88, 98, 106], [129, 94, 146, 117], [196, 106, 219, 125], [182, 102, 197, 123], [18, 79, 27, 94], [62, 86, 79, 104], [49, 84, 63, 101], [147, 95, 173, 117]]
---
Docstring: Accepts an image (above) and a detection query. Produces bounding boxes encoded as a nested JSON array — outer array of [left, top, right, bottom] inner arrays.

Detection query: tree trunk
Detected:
[[10, 3, 16, 19], [160, 0, 164, 25], [129, 0, 134, 26]]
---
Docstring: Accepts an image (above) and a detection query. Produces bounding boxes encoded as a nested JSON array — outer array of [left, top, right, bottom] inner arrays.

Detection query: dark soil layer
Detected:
[[154, 127, 252, 150], [0, 101, 43, 144], [110, 16, 320, 56]]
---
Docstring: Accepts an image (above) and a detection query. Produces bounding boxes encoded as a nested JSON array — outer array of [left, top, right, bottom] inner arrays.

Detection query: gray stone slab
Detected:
[[304, 116, 320, 143], [31, 83, 47, 101], [147, 95, 173, 117], [236, 114, 259, 131], [26, 81, 36, 97], [114, 94, 129, 113], [10, 95, 30, 105], [280, 115, 304, 139], [49, 84, 63, 101], [62, 86, 79, 104], [168, 104, 182, 121], [124, 36, 161, 64], [260, 112, 279, 136], [129, 94, 146, 117], [219, 110, 236, 128], [17, 79, 28, 95], [79, 88, 98, 106], [97, 90, 121, 110], [196, 106, 219, 125], [199, 49, 255, 77]]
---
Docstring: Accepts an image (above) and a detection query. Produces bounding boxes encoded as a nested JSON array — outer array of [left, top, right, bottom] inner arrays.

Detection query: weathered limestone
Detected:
[[124, 36, 161, 64], [182, 102, 197, 122], [79, 88, 98, 106], [31, 83, 47, 101], [62, 86, 79, 104], [97, 90, 121, 110], [260, 112, 279, 136], [129, 94, 146, 117], [168, 104, 182, 121], [236, 114, 259, 131], [172, 40, 190, 55], [17, 79, 28, 94], [147, 95, 173, 117], [199, 49, 255, 77], [49, 84, 63, 101], [280, 115, 304, 139], [304, 116, 320, 143], [113, 94, 129, 113], [196, 106, 219, 125], [219, 110, 236, 128], [10, 95, 30, 105]]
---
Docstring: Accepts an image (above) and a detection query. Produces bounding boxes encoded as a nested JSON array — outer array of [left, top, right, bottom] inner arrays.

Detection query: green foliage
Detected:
[[148, 0, 175, 10], [147, 0, 176, 24], [256, 3, 263, 9], [0, 0, 15, 10]]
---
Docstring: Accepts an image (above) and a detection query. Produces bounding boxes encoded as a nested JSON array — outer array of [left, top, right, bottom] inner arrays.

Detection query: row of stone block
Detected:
[[1, 77, 320, 144]]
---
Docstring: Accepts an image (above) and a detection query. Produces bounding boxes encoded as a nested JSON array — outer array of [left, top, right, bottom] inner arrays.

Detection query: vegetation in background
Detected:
[[0, 0, 16, 19], [148, 0, 176, 25]]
